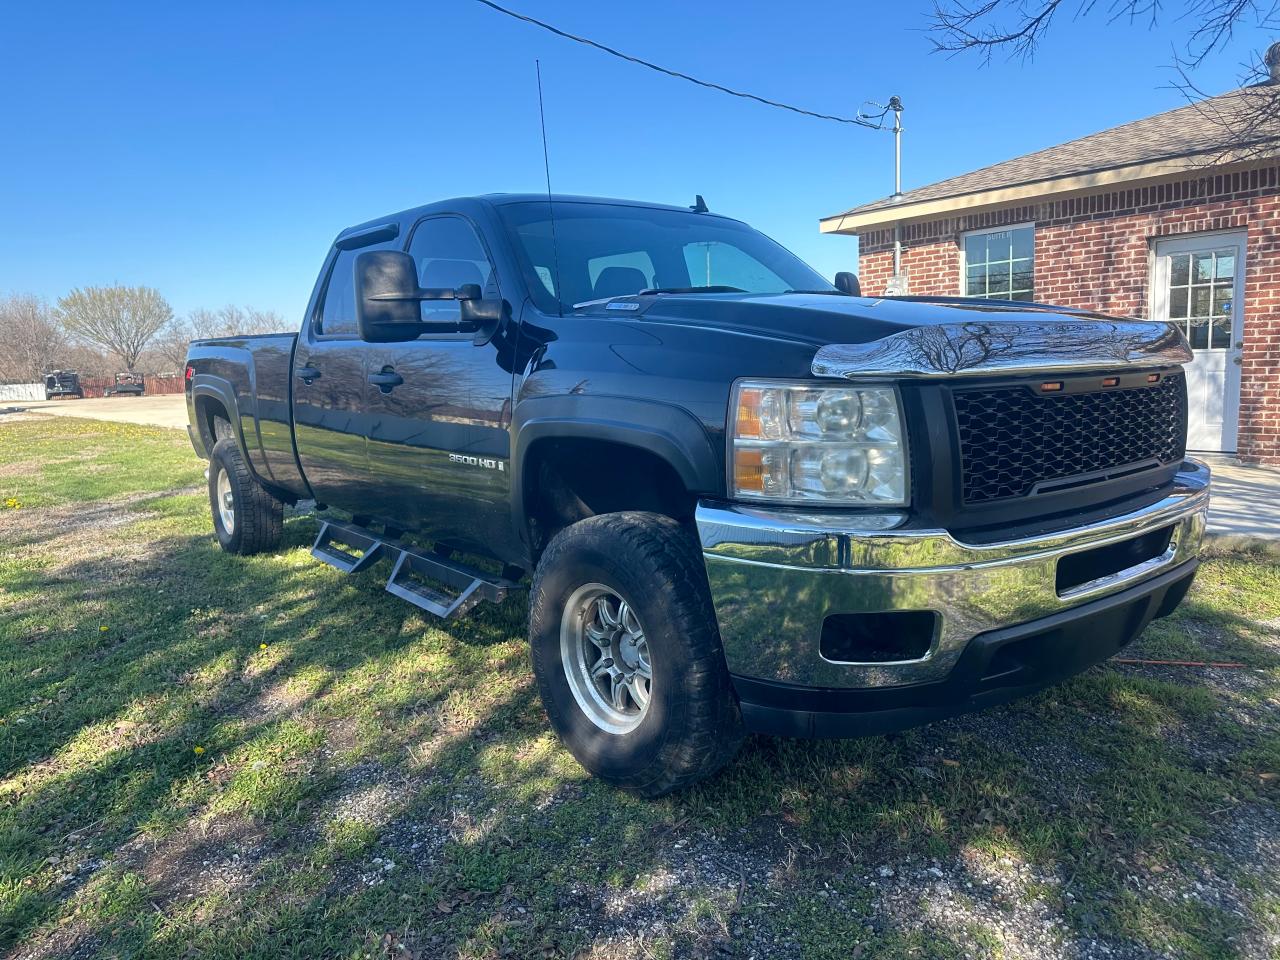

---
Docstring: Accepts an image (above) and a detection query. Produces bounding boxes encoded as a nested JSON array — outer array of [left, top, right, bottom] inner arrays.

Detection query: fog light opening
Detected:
[[819, 611, 938, 664]]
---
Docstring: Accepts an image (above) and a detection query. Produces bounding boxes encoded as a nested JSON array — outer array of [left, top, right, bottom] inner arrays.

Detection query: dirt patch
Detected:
[[0, 458, 46, 480], [0, 409, 52, 425], [0, 493, 167, 547], [6, 923, 105, 960], [0, 489, 199, 561], [114, 814, 276, 909]]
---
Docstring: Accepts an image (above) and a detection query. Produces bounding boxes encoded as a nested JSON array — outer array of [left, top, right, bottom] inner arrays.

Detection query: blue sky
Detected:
[[0, 1, 1268, 319]]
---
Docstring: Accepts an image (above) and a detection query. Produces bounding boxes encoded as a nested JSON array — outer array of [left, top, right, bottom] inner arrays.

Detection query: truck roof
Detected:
[[336, 194, 741, 245]]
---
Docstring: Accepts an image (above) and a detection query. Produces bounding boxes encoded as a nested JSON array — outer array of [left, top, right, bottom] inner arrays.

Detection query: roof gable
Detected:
[[822, 84, 1280, 232]]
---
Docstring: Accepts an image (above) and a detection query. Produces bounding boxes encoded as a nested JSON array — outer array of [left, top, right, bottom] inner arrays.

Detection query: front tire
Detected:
[[208, 439, 283, 555], [529, 512, 743, 797]]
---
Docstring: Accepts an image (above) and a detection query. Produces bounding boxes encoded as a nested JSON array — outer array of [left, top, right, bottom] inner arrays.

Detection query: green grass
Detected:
[[1, 415, 1278, 959]]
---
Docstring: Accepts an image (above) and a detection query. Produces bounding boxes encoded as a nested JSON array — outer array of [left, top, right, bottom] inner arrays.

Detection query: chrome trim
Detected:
[[696, 459, 1209, 689], [811, 319, 1193, 380]]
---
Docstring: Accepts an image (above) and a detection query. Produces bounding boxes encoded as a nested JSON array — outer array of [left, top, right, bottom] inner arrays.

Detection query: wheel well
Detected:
[[194, 396, 234, 450], [524, 438, 695, 557]]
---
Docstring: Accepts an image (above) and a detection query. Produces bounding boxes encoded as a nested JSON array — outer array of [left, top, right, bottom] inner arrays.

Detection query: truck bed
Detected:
[[185, 332, 308, 502]]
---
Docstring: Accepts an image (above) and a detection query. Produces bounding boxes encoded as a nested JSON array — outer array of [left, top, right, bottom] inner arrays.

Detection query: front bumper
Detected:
[[696, 459, 1210, 733]]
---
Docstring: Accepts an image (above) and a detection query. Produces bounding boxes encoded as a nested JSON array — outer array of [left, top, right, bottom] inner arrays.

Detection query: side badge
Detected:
[[606, 301, 641, 311]]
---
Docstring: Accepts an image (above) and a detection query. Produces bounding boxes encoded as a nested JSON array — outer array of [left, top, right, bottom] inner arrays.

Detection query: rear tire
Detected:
[[529, 512, 743, 797], [208, 439, 283, 555]]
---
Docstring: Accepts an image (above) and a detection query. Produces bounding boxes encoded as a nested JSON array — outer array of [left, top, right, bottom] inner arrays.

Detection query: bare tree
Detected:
[[0, 294, 67, 381], [928, 1, 1280, 158], [55, 286, 173, 372], [195, 305, 287, 338], [153, 305, 289, 370], [928, 1, 1278, 66]]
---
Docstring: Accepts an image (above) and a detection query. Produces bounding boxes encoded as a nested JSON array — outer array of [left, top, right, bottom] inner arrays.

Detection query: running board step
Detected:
[[311, 520, 388, 574], [310, 520, 520, 620]]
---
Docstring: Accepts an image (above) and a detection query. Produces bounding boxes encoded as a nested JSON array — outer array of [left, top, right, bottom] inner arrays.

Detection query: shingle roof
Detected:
[[821, 83, 1280, 228]]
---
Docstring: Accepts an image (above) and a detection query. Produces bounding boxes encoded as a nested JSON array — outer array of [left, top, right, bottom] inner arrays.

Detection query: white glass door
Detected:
[[1151, 232, 1245, 452]]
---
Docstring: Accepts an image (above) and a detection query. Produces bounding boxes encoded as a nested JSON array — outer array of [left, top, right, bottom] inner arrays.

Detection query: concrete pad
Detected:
[[1200, 456, 1280, 551], [0, 394, 189, 430]]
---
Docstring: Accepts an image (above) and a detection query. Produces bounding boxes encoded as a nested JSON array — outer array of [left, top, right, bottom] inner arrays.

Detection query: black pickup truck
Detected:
[[185, 194, 1210, 795]]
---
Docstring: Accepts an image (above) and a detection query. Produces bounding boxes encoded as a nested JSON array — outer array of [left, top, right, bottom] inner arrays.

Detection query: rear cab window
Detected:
[[315, 240, 394, 337]]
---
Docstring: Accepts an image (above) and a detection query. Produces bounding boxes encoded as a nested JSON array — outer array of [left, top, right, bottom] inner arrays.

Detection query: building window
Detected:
[[962, 224, 1034, 301], [1165, 248, 1236, 349]]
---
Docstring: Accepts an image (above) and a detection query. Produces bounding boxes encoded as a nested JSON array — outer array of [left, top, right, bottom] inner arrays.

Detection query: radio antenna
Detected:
[[535, 59, 564, 317]]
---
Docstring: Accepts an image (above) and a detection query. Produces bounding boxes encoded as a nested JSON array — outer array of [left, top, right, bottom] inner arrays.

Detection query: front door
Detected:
[[292, 242, 389, 512], [1151, 232, 1246, 452], [363, 214, 519, 556]]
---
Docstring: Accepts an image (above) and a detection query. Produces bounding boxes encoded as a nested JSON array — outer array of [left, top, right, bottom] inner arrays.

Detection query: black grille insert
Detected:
[[953, 374, 1186, 504]]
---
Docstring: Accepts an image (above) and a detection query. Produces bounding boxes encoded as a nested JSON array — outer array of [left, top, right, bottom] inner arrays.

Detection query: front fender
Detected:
[[510, 393, 723, 552]]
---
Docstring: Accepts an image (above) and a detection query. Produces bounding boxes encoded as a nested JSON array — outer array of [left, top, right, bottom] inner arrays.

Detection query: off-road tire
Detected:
[[208, 438, 283, 555], [529, 512, 743, 796]]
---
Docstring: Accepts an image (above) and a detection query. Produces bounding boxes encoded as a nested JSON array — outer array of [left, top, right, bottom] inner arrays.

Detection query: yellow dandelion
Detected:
[[99, 625, 109, 632], [259, 642, 268, 650], [193, 745, 205, 755]]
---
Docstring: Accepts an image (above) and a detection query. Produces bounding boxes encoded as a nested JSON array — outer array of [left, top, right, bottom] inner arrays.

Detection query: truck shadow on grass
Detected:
[[2, 504, 1278, 959]]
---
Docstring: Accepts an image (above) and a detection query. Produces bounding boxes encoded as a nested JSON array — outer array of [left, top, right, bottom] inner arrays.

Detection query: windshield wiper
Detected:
[[570, 285, 748, 311], [638, 285, 746, 295], [784, 289, 845, 295]]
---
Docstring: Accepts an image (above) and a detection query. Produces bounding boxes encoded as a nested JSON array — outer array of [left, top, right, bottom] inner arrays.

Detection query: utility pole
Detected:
[[889, 96, 904, 284]]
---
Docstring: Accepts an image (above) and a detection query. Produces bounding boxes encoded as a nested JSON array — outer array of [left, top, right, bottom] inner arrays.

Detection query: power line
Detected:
[[471, 0, 891, 130]]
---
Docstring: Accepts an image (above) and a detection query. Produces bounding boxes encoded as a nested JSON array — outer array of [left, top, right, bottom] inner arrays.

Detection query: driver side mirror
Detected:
[[834, 272, 861, 297], [356, 250, 486, 343]]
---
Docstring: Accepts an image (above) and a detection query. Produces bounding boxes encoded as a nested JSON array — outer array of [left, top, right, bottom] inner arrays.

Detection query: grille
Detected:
[[952, 374, 1187, 504]]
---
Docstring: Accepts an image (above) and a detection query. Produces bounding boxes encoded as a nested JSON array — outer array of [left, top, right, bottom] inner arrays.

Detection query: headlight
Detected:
[[730, 381, 908, 505]]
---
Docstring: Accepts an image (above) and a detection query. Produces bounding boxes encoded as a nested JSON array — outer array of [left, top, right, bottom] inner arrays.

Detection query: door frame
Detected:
[[1149, 228, 1246, 453]]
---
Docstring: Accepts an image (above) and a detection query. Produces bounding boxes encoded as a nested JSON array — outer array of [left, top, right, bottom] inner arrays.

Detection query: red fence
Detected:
[[74, 374, 185, 399]]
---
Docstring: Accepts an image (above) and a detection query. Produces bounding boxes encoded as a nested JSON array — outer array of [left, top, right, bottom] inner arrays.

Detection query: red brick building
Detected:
[[821, 82, 1280, 465]]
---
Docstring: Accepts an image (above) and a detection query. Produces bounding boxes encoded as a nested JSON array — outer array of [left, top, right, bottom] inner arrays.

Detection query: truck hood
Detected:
[[580, 292, 1193, 378], [580, 291, 1115, 346]]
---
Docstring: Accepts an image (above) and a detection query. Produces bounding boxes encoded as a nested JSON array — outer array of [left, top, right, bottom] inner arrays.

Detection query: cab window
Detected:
[[407, 216, 497, 325], [316, 239, 394, 337]]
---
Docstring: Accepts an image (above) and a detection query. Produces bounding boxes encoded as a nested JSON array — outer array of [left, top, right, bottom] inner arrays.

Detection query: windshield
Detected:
[[497, 201, 834, 313]]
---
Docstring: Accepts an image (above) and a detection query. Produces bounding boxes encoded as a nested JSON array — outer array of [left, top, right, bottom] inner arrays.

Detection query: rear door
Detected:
[[292, 239, 391, 511], [363, 214, 517, 554]]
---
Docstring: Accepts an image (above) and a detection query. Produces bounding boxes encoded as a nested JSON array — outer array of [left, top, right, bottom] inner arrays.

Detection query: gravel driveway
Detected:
[[2, 394, 188, 430]]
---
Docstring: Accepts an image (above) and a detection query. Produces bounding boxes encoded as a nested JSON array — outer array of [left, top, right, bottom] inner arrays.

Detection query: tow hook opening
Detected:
[[820, 611, 938, 664], [1055, 524, 1175, 596]]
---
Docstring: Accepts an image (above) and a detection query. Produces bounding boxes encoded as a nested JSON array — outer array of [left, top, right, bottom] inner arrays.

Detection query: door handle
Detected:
[[368, 370, 404, 393], [295, 365, 321, 385]]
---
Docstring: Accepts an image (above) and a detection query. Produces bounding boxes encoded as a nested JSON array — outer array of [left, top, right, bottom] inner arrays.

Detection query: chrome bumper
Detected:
[[696, 459, 1210, 690]]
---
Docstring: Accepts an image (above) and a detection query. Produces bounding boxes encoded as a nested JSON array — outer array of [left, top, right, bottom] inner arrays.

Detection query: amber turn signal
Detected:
[[733, 447, 766, 493], [735, 388, 765, 439]]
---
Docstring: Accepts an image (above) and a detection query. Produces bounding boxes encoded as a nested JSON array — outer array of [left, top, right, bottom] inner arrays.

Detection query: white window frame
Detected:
[[958, 222, 1036, 300]]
